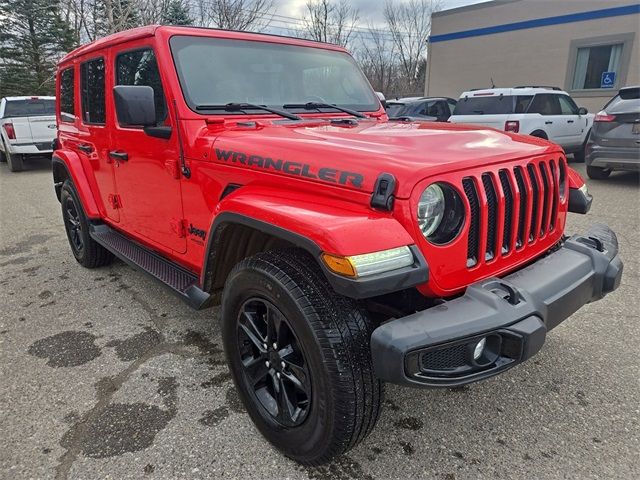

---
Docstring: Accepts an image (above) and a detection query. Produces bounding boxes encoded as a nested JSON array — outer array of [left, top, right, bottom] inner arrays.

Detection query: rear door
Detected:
[[527, 94, 569, 145], [77, 55, 120, 222], [110, 45, 186, 253]]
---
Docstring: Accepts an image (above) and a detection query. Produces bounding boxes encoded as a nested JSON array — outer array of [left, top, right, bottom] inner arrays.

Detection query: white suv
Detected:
[[0, 96, 57, 172], [449, 87, 594, 161]]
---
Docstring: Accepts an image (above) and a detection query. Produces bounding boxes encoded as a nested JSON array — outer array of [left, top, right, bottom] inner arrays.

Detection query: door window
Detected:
[[60, 67, 75, 123], [528, 94, 561, 116], [81, 58, 106, 124], [558, 95, 579, 115], [116, 48, 167, 125]]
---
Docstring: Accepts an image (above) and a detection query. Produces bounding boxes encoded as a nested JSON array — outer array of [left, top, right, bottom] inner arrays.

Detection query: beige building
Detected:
[[425, 0, 640, 112]]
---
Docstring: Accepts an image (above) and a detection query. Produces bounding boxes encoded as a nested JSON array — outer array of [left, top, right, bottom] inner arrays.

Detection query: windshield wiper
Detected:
[[195, 102, 302, 121], [282, 102, 367, 119]]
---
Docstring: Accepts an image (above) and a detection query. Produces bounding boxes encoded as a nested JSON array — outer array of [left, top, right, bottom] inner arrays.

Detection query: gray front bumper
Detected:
[[371, 224, 623, 387]]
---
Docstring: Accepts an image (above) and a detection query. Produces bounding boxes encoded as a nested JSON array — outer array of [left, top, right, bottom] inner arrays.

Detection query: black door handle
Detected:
[[567, 120, 574, 123], [109, 150, 129, 161], [77, 144, 93, 153], [545, 121, 553, 124]]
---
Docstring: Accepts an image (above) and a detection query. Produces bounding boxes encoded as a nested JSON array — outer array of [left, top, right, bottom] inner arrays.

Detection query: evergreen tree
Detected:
[[0, 0, 75, 95], [161, 0, 193, 26]]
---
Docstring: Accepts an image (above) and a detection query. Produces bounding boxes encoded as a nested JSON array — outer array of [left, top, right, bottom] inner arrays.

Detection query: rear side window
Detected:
[[453, 95, 514, 115], [81, 58, 106, 124], [528, 94, 561, 115], [60, 68, 75, 123], [3, 99, 55, 117], [116, 49, 167, 124], [514, 96, 533, 113]]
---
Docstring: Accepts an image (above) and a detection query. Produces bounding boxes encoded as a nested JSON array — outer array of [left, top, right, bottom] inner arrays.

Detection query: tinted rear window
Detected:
[[3, 99, 55, 117], [454, 95, 514, 115], [619, 87, 640, 100]]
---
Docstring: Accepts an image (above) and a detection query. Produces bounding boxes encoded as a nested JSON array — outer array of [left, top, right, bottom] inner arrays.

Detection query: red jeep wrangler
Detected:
[[52, 26, 622, 464]]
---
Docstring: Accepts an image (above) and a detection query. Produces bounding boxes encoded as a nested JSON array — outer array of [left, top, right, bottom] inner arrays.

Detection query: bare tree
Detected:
[[356, 24, 397, 95], [301, 0, 359, 47], [383, 0, 440, 92], [199, 0, 275, 31]]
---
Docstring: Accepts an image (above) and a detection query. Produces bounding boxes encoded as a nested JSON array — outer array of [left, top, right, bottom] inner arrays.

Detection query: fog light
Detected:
[[473, 337, 486, 360]]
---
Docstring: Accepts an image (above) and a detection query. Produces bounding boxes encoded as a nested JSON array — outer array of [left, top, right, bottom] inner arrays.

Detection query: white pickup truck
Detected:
[[449, 87, 594, 161], [0, 96, 57, 172]]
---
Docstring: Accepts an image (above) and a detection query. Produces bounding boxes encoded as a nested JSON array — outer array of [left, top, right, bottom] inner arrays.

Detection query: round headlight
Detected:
[[417, 184, 445, 237], [417, 183, 465, 244]]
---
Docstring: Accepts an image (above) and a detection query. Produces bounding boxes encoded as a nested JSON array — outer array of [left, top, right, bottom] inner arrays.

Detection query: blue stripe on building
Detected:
[[429, 4, 640, 43]]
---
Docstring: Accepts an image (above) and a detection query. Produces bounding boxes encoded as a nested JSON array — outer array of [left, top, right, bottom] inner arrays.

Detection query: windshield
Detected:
[[3, 99, 55, 118], [170, 35, 379, 114]]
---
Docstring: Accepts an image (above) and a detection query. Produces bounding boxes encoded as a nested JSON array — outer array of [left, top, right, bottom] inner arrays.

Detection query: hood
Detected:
[[211, 119, 559, 198]]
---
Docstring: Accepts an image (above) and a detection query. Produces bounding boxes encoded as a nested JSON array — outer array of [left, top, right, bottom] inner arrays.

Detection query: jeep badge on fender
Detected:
[[51, 25, 623, 466]]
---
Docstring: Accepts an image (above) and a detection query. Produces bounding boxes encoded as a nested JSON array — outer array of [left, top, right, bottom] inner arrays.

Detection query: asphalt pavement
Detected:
[[1, 157, 638, 480]]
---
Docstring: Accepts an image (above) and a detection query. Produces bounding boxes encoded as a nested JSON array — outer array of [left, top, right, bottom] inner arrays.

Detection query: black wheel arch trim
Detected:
[[201, 212, 429, 300]]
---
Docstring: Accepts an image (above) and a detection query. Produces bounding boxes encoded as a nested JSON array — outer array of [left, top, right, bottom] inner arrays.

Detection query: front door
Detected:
[[110, 46, 186, 253], [557, 95, 584, 146]]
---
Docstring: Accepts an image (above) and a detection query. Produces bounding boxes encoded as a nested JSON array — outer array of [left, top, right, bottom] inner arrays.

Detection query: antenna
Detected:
[[490, 77, 496, 88], [173, 99, 191, 179]]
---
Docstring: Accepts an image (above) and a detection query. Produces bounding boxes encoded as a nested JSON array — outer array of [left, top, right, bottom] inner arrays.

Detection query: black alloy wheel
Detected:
[[237, 298, 311, 427], [64, 195, 84, 255]]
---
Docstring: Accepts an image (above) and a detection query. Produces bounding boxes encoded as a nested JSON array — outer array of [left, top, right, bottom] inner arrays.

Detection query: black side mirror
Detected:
[[113, 85, 156, 127], [578, 107, 588, 115]]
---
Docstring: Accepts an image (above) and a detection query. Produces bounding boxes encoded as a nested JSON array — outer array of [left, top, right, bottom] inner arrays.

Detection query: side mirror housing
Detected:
[[375, 91, 387, 109], [578, 107, 588, 115], [113, 85, 156, 127]]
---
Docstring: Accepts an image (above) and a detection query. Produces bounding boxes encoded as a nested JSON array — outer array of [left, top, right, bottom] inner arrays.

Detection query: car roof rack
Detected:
[[514, 85, 561, 90]]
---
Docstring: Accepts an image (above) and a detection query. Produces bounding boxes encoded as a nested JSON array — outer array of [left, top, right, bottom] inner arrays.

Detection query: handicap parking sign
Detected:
[[601, 71, 616, 88]]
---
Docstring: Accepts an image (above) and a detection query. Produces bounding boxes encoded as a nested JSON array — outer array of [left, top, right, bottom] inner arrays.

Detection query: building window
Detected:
[[81, 57, 106, 124], [572, 43, 623, 90], [60, 67, 75, 123]]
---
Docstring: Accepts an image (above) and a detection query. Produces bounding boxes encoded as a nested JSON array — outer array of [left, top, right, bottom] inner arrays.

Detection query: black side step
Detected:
[[89, 224, 210, 309]]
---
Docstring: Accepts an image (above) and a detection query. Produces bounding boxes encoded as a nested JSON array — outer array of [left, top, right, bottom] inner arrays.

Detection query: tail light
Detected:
[[3, 123, 16, 140], [594, 111, 616, 122], [504, 120, 520, 133]]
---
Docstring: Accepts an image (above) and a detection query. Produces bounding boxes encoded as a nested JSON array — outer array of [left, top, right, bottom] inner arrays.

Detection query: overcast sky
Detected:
[[273, 0, 490, 28]]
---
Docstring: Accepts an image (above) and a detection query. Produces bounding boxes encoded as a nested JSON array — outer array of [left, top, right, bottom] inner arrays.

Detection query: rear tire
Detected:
[[7, 152, 23, 172], [221, 249, 383, 465], [0, 142, 6, 163], [586, 165, 612, 180], [60, 180, 113, 268]]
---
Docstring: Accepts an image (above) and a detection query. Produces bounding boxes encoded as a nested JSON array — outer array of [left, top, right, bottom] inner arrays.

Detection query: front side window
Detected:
[[60, 67, 75, 123], [116, 48, 167, 124], [170, 36, 379, 114], [3, 98, 55, 118], [558, 95, 578, 115], [572, 43, 623, 90], [528, 94, 561, 116], [81, 57, 106, 124]]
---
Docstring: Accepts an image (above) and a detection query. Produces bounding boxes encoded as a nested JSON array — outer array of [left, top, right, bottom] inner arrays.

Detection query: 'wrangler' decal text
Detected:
[[215, 149, 364, 188]]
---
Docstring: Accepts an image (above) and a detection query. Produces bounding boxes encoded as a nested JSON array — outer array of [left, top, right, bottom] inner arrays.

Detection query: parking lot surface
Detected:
[[1, 158, 639, 480]]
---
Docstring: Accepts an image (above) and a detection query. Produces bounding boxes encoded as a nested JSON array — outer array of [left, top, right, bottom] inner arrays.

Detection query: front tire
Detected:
[[60, 180, 113, 268], [221, 249, 382, 465], [586, 165, 612, 180]]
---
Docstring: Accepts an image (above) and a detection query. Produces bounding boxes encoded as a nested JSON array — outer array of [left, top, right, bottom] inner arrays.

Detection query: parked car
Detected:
[[0, 96, 57, 171], [449, 86, 593, 161], [386, 96, 456, 122], [52, 26, 622, 465], [585, 86, 640, 179]]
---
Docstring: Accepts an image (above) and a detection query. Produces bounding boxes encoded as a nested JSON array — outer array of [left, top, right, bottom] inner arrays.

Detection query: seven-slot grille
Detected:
[[463, 158, 564, 267]]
